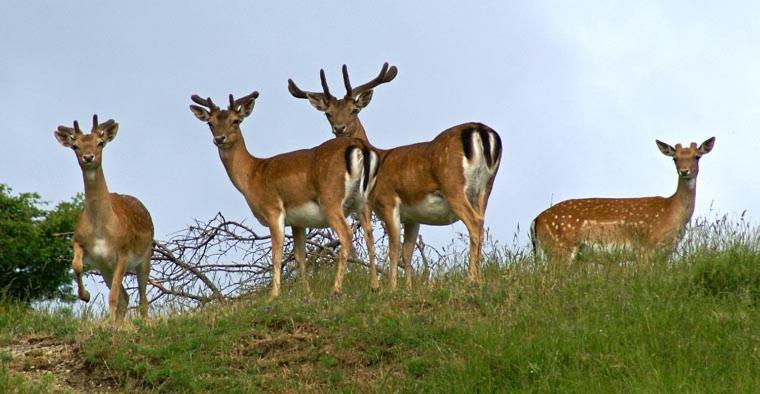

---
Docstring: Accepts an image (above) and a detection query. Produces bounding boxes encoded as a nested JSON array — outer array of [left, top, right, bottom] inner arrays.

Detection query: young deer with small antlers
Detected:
[[189, 91, 378, 297], [55, 115, 155, 322], [531, 137, 715, 261], [289, 63, 502, 290]]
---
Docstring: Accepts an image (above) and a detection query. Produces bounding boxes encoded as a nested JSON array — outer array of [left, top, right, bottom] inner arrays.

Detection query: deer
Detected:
[[288, 63, 502, 291], [54, 115, 155, 322], [530, 137, 715, 261], [189, 91, 379, 297]]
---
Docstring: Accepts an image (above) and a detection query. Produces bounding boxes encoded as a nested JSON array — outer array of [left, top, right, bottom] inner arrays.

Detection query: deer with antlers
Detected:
[[189, 91, 378, 297], [54, 115, 155, 322], [288, 63, 502, 290], [530, 137, 715, 261]]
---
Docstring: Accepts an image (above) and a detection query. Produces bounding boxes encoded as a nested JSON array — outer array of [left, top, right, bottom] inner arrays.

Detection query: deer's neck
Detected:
[[81, 167, 114, 229], [218, 139, 260, 198], [669, 176, 698, 226]]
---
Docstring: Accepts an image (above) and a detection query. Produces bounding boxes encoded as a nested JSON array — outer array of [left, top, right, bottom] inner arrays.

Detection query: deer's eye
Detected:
[[72, 145, 80, 151], [97, 141, 105, 148], [351, 108, 360, 114], [325, 113, 332, 119], [232, 119, 242, 125]]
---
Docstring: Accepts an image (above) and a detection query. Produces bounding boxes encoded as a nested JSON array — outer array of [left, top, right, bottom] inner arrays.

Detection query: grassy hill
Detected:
[[2, 226, 759, 392]]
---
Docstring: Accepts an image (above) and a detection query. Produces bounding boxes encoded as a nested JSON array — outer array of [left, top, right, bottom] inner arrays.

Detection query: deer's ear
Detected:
[[355, 90, 373, 109], [656, 140, 676, 157], [306, 93, 329, 112], [99, 120, 118, 142], [236, 99, 255, 119], [698, 137, 715, 155], [190, 105, 211, 121], [54, 127, 75, 147]]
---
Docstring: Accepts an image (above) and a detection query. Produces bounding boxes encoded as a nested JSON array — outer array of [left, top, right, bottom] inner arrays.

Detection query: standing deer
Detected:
[[530, 137, 715, 261], [288, 64, 502, 290], [189, 91, 378, 297], [54, 115, 154, 322]]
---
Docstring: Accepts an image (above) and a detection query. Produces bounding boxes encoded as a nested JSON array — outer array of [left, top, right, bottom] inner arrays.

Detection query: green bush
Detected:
[[0, 185, 82, 303]]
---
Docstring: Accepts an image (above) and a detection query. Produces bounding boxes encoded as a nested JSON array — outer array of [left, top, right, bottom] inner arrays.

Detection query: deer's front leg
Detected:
[[269, 213, 286, 299], [72, 242, 90, 302]]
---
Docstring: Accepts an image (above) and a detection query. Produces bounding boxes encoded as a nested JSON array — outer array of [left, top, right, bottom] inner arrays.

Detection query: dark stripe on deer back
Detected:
[[460, 126, 475, 161], [476, 126, 493, 167], [491, 128, 502, 168], [344, 145, 359, 175], [474, 123, 502, 169], [362, 147, 371, 192]]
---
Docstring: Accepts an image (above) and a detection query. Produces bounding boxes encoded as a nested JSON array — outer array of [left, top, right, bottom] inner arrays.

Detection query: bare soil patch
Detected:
[[1, 335, 119, 393]]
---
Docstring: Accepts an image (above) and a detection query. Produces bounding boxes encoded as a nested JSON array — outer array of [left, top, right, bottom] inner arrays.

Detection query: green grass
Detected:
[[2, 226, 759, 392], [0, 303, 80, 346], [0, 366, 57, 394]]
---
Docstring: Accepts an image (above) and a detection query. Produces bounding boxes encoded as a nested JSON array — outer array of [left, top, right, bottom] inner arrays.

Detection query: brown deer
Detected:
[[54, 115, 154, 322], [530, 137, 715, 261], [189, 91, 378, 297], [288, 64, 502, 290]]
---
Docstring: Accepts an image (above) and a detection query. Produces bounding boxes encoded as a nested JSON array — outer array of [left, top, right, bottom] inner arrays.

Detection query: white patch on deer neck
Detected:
[[86, 170, 96, 182], [401, 192, 458, 225], [285, 201, 327, 228], [92, 238, 110, 258]]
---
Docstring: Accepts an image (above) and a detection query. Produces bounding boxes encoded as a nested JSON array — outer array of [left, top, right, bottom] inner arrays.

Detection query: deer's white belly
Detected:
[[401, 192, 458, 225], [286, 201, 328, 228]]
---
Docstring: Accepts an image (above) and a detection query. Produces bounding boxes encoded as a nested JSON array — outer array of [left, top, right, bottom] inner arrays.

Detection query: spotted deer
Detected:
[[288, 63, 502, 290], [54, 115, 155, 322], [189, 91, 378, 297], [531, 137, 715, 261]]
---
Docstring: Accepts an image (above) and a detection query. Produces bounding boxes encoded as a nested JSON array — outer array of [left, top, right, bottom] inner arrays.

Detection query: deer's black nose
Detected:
[[82, 154, 94, 163], [214, 135, 227, 145]]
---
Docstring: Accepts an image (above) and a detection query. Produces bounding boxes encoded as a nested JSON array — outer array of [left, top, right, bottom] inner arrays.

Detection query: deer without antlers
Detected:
[[289, 63, 502, 290], [189, 91, 379, 297], [530, 137, 715, 261], [54, 115, 155, 322]]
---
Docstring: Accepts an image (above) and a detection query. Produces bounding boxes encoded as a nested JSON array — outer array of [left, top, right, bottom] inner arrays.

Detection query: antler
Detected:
[[344, 62, 398, 97], [72, 120, 83, 135], [287, 69, 335, 100], [91, 114, 99, 133], [191, 95, 219, 111], [342, 64, 352, 96], [85, 114, 115, 134], [319, 69, 333, 100], [229, 91, 260, 110]]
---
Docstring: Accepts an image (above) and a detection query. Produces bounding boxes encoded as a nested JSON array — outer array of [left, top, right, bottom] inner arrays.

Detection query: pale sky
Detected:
[[2, 1, 758, 252]]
